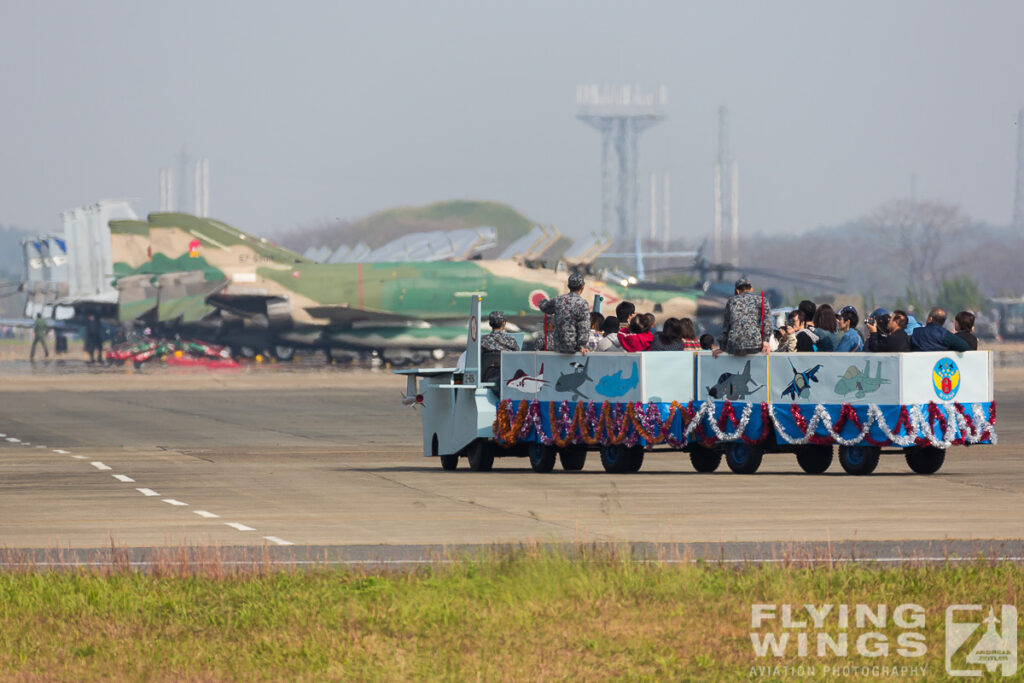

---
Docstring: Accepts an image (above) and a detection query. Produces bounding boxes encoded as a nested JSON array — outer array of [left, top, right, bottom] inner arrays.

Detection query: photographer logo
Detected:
[[945, 605, 1017, 677]]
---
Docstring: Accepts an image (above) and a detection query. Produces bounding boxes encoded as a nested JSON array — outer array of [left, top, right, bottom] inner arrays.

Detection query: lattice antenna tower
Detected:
[[576, 84, 666, 244]]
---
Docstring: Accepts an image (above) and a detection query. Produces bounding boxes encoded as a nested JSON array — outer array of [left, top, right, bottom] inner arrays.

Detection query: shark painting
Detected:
[[781, 361, 823, 400], [555, 357, 593, 400], [706, 359, 763, 400], [595, 361, 639, 398], [505, 363, 548, 393], [834, 360, 890, 399]]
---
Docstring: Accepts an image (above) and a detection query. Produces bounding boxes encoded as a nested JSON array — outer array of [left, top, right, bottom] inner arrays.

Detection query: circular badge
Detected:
[[528, 290, 548, 311], [932, 358, 960, 401], [469, 316, 478, 341]]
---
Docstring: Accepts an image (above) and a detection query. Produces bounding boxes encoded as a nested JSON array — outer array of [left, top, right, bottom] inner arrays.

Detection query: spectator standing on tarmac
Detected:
[[538, 273, 591, 354], [713, 278, 772, 357], [480, 311, 519, 352], [84, 314, 103, 363], [30, 313, 49, 361]]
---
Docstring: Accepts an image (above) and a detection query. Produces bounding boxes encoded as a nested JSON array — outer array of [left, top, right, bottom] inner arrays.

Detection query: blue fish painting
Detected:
[[595, 362, 639, 398]]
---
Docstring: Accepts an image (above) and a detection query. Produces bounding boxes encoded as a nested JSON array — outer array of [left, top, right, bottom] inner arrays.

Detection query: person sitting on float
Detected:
[[835, 306, 864, 352], [954, 310, 979, 351], [595, 316, 623, 352], [619, 313, 655, 352], [811, 304, 839, 351], [911, 307, 969, 352]]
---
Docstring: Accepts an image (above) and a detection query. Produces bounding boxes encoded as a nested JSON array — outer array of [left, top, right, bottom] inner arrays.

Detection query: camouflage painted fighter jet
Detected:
[[110, 213, 719, 361]]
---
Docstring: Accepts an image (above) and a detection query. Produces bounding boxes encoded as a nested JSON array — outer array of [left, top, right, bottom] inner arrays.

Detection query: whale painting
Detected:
[[595, 362, 639, 398]]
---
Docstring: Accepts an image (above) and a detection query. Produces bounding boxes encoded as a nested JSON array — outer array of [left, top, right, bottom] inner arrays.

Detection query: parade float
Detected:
[[396, 297, 995, 475]]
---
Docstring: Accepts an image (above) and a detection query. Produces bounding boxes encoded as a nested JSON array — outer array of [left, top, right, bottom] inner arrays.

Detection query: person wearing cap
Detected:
[[481, 310, 519, 352], [835, 306, 864, 352], [713, 277, 772, 357], [537, 272, 591, 354]]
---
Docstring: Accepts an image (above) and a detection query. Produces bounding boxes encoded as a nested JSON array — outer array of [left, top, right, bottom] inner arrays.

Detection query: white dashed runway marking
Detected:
[[6, 434, 290, 546], [263, 536, 294, 546]]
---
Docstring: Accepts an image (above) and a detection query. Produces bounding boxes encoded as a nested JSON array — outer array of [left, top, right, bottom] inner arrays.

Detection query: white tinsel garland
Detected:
[[769, 402, 996, 448]]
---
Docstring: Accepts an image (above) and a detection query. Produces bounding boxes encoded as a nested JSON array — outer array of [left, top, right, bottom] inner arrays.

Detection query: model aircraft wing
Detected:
[[304, 304, 415, 325]]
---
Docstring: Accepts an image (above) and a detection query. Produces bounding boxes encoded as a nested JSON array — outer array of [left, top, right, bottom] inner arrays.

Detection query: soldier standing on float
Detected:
[[481, 311, 520, 352], [538, 273, 591, 354]]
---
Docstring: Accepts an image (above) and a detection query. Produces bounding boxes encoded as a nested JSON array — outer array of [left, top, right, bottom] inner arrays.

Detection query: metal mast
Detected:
[[714, 105, 739, 265], [1015, 108, 1024, 231], [577, 84, 666, 243]]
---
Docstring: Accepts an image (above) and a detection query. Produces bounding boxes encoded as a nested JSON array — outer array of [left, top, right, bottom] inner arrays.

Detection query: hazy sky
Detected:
[[1, 1, 1022, 243]]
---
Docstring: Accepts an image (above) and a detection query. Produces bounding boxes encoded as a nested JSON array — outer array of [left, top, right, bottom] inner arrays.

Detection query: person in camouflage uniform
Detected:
[[714, 278, 772, 356], [481, 311, 520, 352], [538, 273, 590, 354]]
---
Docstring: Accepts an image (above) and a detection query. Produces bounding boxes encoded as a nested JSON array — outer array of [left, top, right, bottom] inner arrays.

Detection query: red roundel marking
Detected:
[[529, 290, 548, 311], [470, 316, 478, 341]]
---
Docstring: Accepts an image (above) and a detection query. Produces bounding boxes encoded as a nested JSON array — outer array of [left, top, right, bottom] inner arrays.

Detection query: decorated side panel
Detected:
[[500, 352, 645, 404], [769, 353, 901, 405], [899, 351, 992, 404], [696, 353, 769, 403], [641, 352, 696, 403]]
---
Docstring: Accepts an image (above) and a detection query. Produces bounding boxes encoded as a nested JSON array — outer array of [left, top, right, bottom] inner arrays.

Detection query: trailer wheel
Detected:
[[688, 445, 722, 473], [725, 443, 763, 474], [838, 445, 880, 475], [795, 445, 833, 474], [626, 449, 645, 473], [905, 446, 945, 474], [467, 440, 495, 472], [434, 434, 458, 471], [558, 446, 587, 471], [600, 444, 643, 473], [527, 443, 557, 473]]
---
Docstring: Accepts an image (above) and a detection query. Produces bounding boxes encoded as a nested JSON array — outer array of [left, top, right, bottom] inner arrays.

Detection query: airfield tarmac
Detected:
[[1, 357, 1022, 564]]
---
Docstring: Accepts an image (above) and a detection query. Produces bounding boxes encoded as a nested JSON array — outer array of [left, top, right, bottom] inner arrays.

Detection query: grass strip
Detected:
[[0, 546, 1020, 681]]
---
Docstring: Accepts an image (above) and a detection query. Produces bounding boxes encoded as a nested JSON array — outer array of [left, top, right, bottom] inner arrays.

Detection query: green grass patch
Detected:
[[0, 548, 1020, 681]]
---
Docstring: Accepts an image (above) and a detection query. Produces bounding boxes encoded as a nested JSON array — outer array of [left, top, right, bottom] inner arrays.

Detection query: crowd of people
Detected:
[[479, 273, 981, 359]]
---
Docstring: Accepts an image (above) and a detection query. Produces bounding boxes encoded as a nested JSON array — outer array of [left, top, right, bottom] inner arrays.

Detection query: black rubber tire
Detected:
[[626, 449, 645, 473], [904, 446, 945, 474], [724, 443, 764, 474], [439, 453, 459, 471], [838, 445, 881, 475], [599, 444, 643, 473], [466, 440, 495, 472], [527, 443, 557, 473], [558, 446, 587, 471], [689, 445, 722, 473], [795, 445, 833, 474]]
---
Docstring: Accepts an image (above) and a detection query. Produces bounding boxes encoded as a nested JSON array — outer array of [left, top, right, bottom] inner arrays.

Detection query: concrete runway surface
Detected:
[[1, 364, 1021, 563]]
